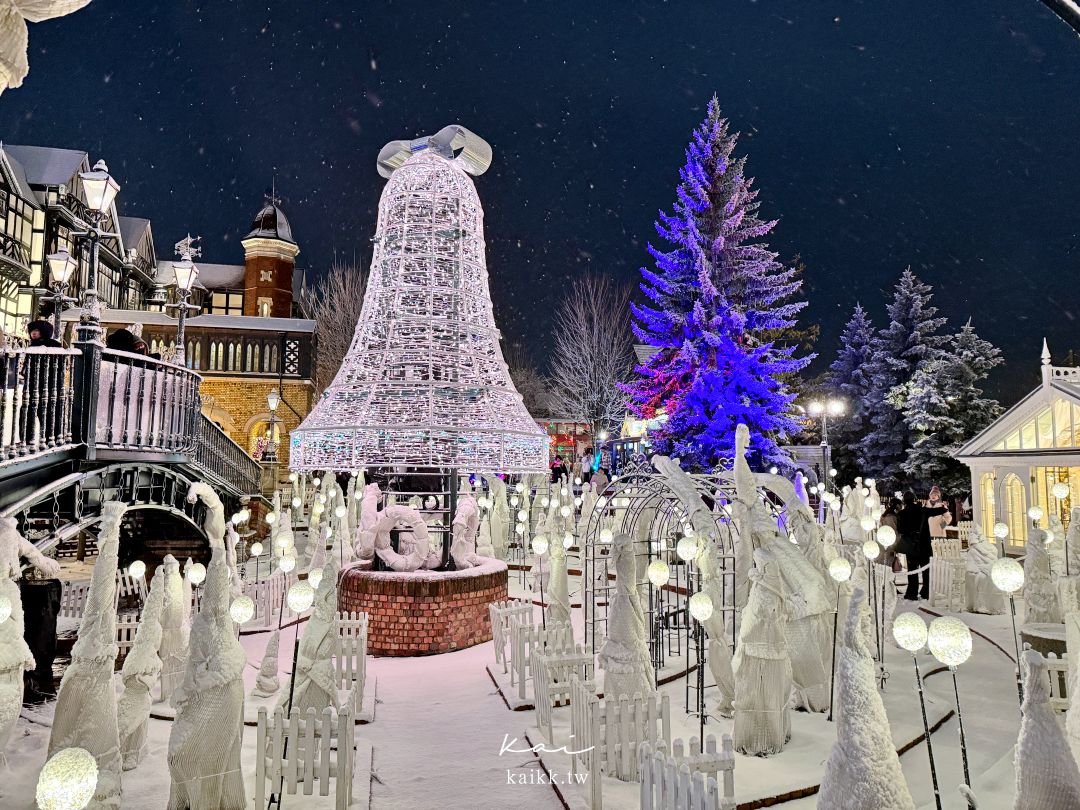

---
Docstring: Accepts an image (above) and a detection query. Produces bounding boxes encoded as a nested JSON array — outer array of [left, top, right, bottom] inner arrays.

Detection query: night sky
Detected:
[[3, 1, 1078, 402]]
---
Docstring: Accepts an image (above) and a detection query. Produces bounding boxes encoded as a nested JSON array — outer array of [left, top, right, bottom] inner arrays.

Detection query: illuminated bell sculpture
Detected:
[[290, 126, 547, 474]]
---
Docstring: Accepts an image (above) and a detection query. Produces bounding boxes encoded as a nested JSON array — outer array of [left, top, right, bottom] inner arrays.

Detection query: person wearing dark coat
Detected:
[[896, 489, 950, 601], [105, 328, 139, 353], [26, 319, 62, 347]]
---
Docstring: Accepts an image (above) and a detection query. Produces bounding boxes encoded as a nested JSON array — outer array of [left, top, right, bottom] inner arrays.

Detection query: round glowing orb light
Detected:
[[230, 595, 255, 625], [249, 541, 264, 556], [862, 540, 880, 560], [541, 496, 550, 508], [353, 490, 363, 501], [559, 505, 571, 518], [993, 522, 1010, 539], [287, 580, 315, 613], [515, 482, 525, 493], [599, 528, 614, 544], [276, 534, 295, 551], [830, 500, 842, 512], [127, 560, 146, 579], [828, 557, 852, 583], [510, 495, 520, 507], [186, 563, 206, 585], [230, 512, 242, 526], [927, 616, 972, 668], [561, 487, 569, 498], [574, 497, 583, 507], [335, 505, 347, 518], [676, 536, 700, 562], [265, 511, 278, 525], [532, 536, 549, 555], [563, 533, 574, 549], [860, 517, 876, 532], [308, 568, 324, 589], [829, 468, 838, 477], [865, 478, 876, 489], [311, 476, 321, 487], [36, 746, 98, 810], [646, 560, 670, 587], [278, 555, 296, 574], [877, 525, 897, 548], [515, 522, 526, 535], [516, 509, 528, 522], [893, 611, 928, 652], [288, 472, 298, 483], [575, 477, 582, 485], [689, 592, 714, 622], [1028, 506, 1044, 521], [991, 557, 1025, 594], [291, 497, 302, 509], [0, 594, 11, 624], [1053, 482, 1071, 500]]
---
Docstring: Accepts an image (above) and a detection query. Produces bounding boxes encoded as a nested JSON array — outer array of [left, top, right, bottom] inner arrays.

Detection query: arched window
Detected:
[[1004, 474, 1026, 545], [245, 343, 254, 371], [247, 419, 281, 460], [270, 344, 279, 373], [209, 342, 218, 370], [186, 340, 195, 369], [227, 343, 235, 371]]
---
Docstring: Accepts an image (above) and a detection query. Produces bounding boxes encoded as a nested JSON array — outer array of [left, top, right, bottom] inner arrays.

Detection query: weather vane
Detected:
[[174, 233, 202, 261]]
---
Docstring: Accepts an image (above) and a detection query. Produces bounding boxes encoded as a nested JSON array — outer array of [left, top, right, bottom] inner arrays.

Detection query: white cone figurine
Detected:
[[253, 629, 282, 697], [278, 557, 342, 715], [451, 494, 483, 570], [157, 555, 187, 703], [0, 515, 60, 759], [733, 546, 792, 755], [817, 589, 914, 809], [598, 533, 654, 704], [48, 501, 127, 809], [1015, 649, 1080, 809], [117, 564, 165, 770], [168, 486, 247, 809], [731, 423, 756, 609], [1024, 528, 1061, 624], [545, 525, 572, 626]]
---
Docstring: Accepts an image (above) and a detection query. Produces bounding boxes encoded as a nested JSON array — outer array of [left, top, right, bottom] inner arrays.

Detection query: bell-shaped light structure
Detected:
[[991, 557, 1024, 593], [877, 525, 897, 548], [186, 562, 206, 585], [646, 560, 670, 587], [36, 746, 99, 810], [893, 611, 928, 652], [249, 541, 264, 557], [828, 557, 852, 583], [47, 248, 79, 287], [927, 616, 972, 668], [128, 560, 146, 579], [993, 522, 1009, 539], [532, 535, 549, 555], [230, 595, 255, 625], [689, 592, 713, 622], [287, 580, 315, 613], [862, 540, 880, 560], [676, 536, 699, 562], [1053, 482, 1070, 500]]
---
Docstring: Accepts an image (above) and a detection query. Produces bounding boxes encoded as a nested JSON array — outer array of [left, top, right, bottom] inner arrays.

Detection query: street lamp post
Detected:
[[43, 249, 79, 338], [807, 398, 846, 502], [265, 388, 281, 464], [169, 235, 201, 367], [73, 160, 121, 342]]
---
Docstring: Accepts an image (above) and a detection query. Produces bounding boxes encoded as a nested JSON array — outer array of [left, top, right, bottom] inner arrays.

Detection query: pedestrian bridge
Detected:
[[0, 340, 263, 555]]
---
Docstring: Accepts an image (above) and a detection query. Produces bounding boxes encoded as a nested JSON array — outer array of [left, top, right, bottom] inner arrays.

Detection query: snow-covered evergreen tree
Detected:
[[623, 96, 810, 470], [857, 268, 946, 483], [829, 303, 875, 479], [899, 319, 1002, 493]]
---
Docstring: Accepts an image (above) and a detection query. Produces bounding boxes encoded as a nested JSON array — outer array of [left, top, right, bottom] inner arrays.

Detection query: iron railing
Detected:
[[193, 416, 263, 496], [0, 347, 79, 462]]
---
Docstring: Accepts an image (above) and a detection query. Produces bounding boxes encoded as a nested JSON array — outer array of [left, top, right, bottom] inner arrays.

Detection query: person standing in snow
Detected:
[[897, 490, 950, 601]]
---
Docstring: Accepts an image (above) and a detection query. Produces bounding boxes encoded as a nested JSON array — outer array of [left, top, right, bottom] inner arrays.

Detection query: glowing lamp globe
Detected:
[[510, 495, 519, 507], [993, 522, 1009, 539], [287, 580, 315, 613], [335, 505, 347, 518], [291, 497, 302, 509], [828, 557, 852, 583], [265, 512, 278, 526], [316, 494, 326, 505], [829, 468, 838, 477], [646, 560, 670, 588], [278, 555, 296, 574], [0, 594, 11, 624], [1028, 506, 1044, 521], [288, 472, 298, 483], [892, 611, 928, 652], [36, 746, 98, 810], [991, 557, 1024, 594], [864, 496, 875, 509], [865, 478, 876, 489], [186, 563, 206, 585], [515, 522, 526, 535], [599, 528, 614, 544], [127, 560, 146, 579], [532, 536, 549, 555], [830, 500, 842, 512], [561, 487, 569, 498], [862, 540, 880, 560], [597, 497, 608, 509], [859, 516, 876, 532], [311, 477, 321, 487], [541, 496, 550, 508], [563, 533, 573, 549], [689, 592, 714, 622], [276, 534, 294, 552], [230, 512, 242, 526], [1053, 482, 1070, 500], [574, 497, 583, 507], [515, 482, 525, 493], [249, 541, 264, 556], [308, 568, 324, 589], [676, 536, 700, 562], [927, 616, 972, 668], [877, 525, 897, 548], [230, 595, 255, 625], [550, 499, 560, 510], [559, 505, 571, 518], [511, 509, 524, 522]]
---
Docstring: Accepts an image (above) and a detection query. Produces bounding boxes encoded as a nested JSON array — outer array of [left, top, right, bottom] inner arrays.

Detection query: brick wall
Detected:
[[339, 563, 509, 656]]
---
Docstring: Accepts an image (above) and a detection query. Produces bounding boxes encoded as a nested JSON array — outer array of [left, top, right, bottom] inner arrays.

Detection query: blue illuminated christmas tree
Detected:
[[623, 97, 810, 470]]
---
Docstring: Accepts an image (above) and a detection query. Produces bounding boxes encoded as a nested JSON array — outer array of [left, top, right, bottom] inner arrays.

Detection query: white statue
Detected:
[[225, 523, 242, 595], [117, 565, 165, 770], [168, 535, 246, 808], [0, 0, 92, 96], [1024, 529, 1061, 624], [965, 534, 1005, 615], [0, 515, 59, 759], [353, 483, 382, 560], [1014, 649, 1080, 809], [362, 505, 440, 571], [252, 629, 281, 698], [486, 474, 509, 560], [817, 589, 915, 810], [157, 555, 187, 703], [732, 424, 756, 609], [545, 524, 572, 626], [451, 495, 484, 570], [598, 533, 654, 703], [48, 501, 126, 809], [733, 546, 792, 755], [278, 557, 341, 716]]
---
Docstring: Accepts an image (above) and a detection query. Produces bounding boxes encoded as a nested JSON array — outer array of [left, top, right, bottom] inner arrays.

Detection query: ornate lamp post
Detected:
[[169, 235, 201, 366], [265, 388, 281, 463], [43, 248, 79, 338], [807, 397, 845, 483], [74, 160, 120, 342]]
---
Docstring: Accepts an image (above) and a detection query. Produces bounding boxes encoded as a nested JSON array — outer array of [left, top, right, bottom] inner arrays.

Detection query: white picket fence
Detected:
[[929, 538, 966, 611], [115, 615, 141, 661], [1045, 651, 1070, 713], [335, 635, 366, 714], [534, 647, 595, 743], [60, 570, 149, 622], [569, 675, 671, 808], [511, 620, 575, 701], [490, 599, 534, 672], [255, 705, 356, 810], [245, 571, 300, 628], [638, 739, 734, 810]]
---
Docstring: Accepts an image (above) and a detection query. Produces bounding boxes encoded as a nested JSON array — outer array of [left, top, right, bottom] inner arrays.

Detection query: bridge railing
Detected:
[[0, 347, 80, 463], [194, 415, 262, 496]]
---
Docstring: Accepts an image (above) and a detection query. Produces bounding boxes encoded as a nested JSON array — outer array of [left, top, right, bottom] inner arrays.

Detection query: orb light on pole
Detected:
[[927, 616, 974, 789], [892, 611, 942, 810], [991, 557, 1025, 703], [826, 556, 852, 722], [36, 746, 98, 810]]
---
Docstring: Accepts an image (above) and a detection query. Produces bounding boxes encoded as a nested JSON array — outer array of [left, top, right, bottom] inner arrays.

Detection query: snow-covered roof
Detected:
[[153, 260, 245, 290], [2, 144, 87, 186], [118, 216, 151, 250], [0, 147, 38, 203], [245, 202, 295, 244]]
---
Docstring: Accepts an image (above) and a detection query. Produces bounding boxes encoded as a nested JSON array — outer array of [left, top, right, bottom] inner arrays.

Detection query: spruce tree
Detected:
[[856, 268, 946, 483], [899, 319, 1003, 494], [623, 97, 811, 470], [828, 303, 875, 479]]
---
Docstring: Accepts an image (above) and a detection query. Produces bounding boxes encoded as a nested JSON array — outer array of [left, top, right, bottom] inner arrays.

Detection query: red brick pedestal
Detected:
[[338, 558, 508, 656]]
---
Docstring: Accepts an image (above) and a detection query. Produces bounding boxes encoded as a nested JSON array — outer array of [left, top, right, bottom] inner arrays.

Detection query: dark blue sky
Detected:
[[3, 1, 1078, 402]]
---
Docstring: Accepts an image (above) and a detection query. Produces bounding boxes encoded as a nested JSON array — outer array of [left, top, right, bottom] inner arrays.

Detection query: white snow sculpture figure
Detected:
[[0, 515, 59, 758], [733, 546, 792, 756], [0, 0, 92, 95], [767, 538, 832, 712], [698, 534, 737, 717], [1024, 529, 1061, 624], [793, 471, 810, 508], [966, 535, 1005, 615], [186, 482, 227, 542], [817, 589, 915, 810], [279, 557, 341, 716], [168, 536, 247, 810], [225, 524, 242, 595], [371, 505, 439, 571], [732, 424, 756, 609], [353, 482, 381, 559], [546, 523, 572, 626], [1066, 612, 1080, 764], [451, 495, 484, 569], [598, 533, 654, 704], [117, 565, 165, 770], [158, 555, 187, 703], [487, 474, 510, 560], [48, 501, 127, 809], [253, 629, 282, 697], [1014, 649, 1080, 809], [1047, 515, 1068, 579], [1066, 508, 1080, 577]]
